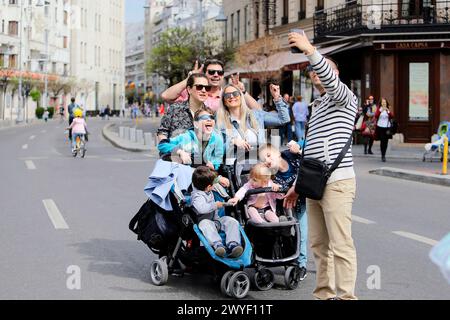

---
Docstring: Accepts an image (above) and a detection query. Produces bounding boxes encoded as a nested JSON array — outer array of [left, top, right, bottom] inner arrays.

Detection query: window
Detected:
[[299, 0, 306, 20], [237, 10, 240, 44], [9, 0, 18, 5], [9, 54, 17, 68], [1, 20, 4, 33], [0, 54, 5, 68], [316, 0, 324, 11], [63, 64, 68, 76], [230, 13, 234, 44], [282, 0, 289, 24], [244, 6, 248, 41], [8, 21, 19, 36], [63, 36, 68, 48], [64, 11, 68, 25], [52, 62, 57, 74]]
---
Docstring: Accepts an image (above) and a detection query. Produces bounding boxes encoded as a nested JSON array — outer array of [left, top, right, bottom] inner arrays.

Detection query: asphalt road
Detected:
[[0, 118, 449, 300]]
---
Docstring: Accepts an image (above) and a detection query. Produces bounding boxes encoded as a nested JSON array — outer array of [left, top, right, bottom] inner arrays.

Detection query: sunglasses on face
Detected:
[[195, 114, 215, 121], [207, 69, 225, 76], [223, 91, 241, 100], [194, 84, 212, 92]]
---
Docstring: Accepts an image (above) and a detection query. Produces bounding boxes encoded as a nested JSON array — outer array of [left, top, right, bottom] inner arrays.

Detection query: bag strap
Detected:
[[301, 122, 353, 174]]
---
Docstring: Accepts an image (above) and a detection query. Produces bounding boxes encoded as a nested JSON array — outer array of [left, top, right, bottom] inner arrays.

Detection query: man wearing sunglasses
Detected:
[[161, 59, 260, 112]]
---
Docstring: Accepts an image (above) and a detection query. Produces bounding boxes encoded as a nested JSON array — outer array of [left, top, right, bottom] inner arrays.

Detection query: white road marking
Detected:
[[352, 215, 376, 225], [29, 135, 36, 140], [392, 231, 438, 246], [22, 144, 28, 150], [41, 130, 46, 133], [25, 160, 36, 170], [42, 199, 69, 230], [19, 156, 48, 160]]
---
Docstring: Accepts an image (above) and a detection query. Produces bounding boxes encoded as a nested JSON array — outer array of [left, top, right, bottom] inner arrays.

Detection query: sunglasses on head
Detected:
[[195, 114, 215, 121], [223, 91, 241, 100], [207, 69, 225, 76], [194, 84, 212, 92]]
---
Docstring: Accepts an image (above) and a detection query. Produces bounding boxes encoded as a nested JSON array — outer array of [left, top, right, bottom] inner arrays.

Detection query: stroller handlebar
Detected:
[[244, 187, 288, 198]]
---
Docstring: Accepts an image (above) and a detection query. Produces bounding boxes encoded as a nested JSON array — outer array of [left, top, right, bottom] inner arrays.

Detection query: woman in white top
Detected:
[[375, 98, 395, 162]]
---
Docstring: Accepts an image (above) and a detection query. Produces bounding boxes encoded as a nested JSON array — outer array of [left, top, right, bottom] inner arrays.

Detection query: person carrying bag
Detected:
[[295, 125, 353, 200]]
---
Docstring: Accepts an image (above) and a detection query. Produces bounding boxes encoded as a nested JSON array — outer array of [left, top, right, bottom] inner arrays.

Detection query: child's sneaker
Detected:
[[213, 242, 226, 257], [279, 216, 288, 222], [227, 242, 243, 258]]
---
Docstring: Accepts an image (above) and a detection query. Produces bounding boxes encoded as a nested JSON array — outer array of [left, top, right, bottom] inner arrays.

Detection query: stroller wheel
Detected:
[[220, 271, 234, 297], [284, 266, 301, 290], [150, 257, 169, 286], [229, 271, 250, 299], [253, 269, 274, 291]]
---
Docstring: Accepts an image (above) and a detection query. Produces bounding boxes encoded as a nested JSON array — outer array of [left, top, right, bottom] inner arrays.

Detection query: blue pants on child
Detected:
[[295, 203, 308, 268]]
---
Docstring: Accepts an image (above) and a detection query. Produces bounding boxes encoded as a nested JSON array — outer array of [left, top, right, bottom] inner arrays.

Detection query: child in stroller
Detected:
[[423, 121, 450, 162], [132, 160, 253, 299], [191, 166, 243, 258], [226, 156, 302, 291]]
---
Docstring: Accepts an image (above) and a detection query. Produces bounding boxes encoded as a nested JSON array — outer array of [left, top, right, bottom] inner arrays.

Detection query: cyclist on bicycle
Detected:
[[68, 109, 87, 153]]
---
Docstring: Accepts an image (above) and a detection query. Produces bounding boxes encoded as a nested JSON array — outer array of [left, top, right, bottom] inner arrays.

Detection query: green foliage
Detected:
[[147, 27, 232, 86], [47, 107, 55, 118], [35, 107, 44, 119], [30, 89, 41, 106]]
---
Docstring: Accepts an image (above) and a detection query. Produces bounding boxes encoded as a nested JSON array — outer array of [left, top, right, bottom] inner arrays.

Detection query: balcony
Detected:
[[313, 1, 450, 43]]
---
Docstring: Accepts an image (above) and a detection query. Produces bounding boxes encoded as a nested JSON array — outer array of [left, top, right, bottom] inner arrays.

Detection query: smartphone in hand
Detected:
[[290, 28, 304, 54]]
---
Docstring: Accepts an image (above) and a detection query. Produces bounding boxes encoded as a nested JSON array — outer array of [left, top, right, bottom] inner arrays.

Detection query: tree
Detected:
[[234, 35, 281, 102], [147, 27, 220, 86], [0, 69, 15, 120]]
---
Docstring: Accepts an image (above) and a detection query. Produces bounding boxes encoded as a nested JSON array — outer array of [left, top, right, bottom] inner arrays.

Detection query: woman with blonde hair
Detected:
[[215, 82, 290, 160]]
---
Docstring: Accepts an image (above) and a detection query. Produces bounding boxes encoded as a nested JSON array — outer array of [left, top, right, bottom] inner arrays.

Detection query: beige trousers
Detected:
[[307, 178, 358, 300]]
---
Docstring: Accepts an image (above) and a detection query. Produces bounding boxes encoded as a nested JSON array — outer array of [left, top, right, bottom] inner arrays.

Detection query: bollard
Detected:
[[119, 127, 125, 139], [271, 134, 281, 150], [442, 136, 448, 174], [144, 133, 153, 147], [136, 130, 144, 144], [123, 127, 130, 141], [129, 127, 137, 142]]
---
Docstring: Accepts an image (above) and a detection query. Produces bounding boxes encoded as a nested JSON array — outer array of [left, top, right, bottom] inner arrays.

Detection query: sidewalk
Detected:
[[102, 117, 159, 152], [0, 119, 40, 130], [352, 140, 426, 161]]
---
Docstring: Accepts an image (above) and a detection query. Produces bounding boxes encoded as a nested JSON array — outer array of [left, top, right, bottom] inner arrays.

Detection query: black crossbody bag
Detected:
[[295, 126, 353, 200]]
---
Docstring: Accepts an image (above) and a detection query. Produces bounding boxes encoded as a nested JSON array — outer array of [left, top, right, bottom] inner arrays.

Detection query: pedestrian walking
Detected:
[[292, 95, 309, 143], [361, 96, 377, 154], [43, 108, 49, 122], [284, 31, 359, 300], [375, 98, 395, 162]]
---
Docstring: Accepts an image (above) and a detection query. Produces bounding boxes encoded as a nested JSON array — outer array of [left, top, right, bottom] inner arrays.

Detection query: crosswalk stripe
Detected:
[[392, 231, 438, 246]]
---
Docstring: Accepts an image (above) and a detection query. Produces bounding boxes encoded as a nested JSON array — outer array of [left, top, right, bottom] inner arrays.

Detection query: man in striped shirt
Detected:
[[284, 31, 358, 300]]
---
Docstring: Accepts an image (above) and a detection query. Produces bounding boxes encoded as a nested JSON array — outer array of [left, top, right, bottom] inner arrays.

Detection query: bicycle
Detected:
[[72, 134, 87, 158]]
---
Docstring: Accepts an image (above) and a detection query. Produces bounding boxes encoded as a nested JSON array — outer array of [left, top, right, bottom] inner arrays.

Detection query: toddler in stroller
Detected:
[[130, 160, 253, 299], [423, 121, 450, 162], [227, 157, 302, 291]]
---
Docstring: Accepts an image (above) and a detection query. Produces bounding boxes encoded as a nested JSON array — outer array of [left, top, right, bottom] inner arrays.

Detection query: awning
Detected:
[[227, 41, 353, 76]]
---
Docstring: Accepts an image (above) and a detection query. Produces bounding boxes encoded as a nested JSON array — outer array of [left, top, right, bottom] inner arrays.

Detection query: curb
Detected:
[[369, 167, 450, 187], [353, 154, 423, 161], [102, 123, 152, 153]]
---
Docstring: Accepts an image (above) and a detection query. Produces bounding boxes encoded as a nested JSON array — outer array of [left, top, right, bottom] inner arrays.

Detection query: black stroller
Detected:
[[224, 157, 302, 291], [129, 177, 253, 299]]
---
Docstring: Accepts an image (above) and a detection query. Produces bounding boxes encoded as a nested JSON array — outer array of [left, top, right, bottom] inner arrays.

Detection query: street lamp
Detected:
[[36, 0, 50, 112]]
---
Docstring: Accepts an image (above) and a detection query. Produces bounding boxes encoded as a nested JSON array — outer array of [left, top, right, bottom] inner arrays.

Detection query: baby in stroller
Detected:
[[228, 163, 286, 224], [191, 166, 243, 258], [423, 121, 450, 162], [226, 156, 302, 291]]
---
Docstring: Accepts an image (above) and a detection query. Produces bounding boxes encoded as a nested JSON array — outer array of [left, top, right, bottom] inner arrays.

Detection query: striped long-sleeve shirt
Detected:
[[304, 50, 358, 184]]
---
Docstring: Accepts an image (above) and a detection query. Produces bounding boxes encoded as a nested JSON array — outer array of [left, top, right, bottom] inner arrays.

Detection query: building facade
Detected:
[[144, 0, 223, 98], [0, 0, 70, 122], [125, 22, 145, 89], [224, 0, 450, 142], [70, 0, 125, 112]]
